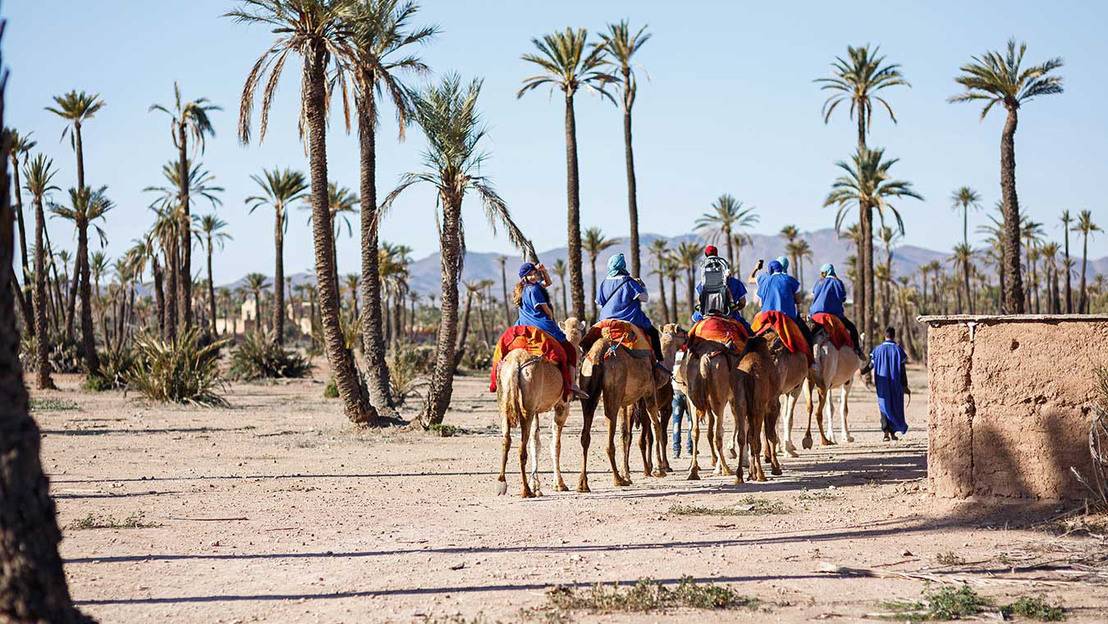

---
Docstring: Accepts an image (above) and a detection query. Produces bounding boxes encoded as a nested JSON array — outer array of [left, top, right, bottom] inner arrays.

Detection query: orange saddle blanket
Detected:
[[810, 312, 853, 350], [752, 311, 812, 364], [583, 319, 651, 353], [688, 316, 749, 349], [488, 325, 570, 397]]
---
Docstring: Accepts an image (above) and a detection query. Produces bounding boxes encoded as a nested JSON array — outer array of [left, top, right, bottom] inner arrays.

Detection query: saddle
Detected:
[[582, 319, 651, 361], [810, 312, 853, 350], [688, 316, 749, 354], [489, 325, 571, 398], [751, 311, 813, 365]]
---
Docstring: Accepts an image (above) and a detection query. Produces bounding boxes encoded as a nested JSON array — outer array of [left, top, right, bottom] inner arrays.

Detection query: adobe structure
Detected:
[[919, 314, 1108, 500]]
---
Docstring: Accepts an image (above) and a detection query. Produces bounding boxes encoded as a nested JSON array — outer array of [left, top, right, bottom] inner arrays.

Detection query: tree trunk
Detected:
[[499, 259, 511, 325], [588, 254, 598, 324], [63, 257, 77, 343], [563, 93, 585, 321], [422, 195, 463, 427], [622, 91, 640, 278], [1, 98, 93, 624], [304, 40, 376, 426], [164, 239, 178, 342], [855, 107, 871, 352], [32, 195, 53, 389], [10, 158, 29, 286], [724, 226, 734, 271], [76, 220, 98, 374], [669, 274, 678, 326], [963, 259, 974, 314], [273, 211, 285, 344], [656, 268, 668, 324], [355, 89, 395, 414], [175, 125, 192, 330], [1063, 227, 1073, 313], [685, 268, 694, 317], [1079, 235, 1089, 314], [206, 244, 217, 336], [452, 287, 474, 371], [999, 106, 1025, 313], [152, 258, 165, 338]]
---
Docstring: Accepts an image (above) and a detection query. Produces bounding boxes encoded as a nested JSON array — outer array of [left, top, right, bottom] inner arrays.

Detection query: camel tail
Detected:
[[499, 358, 525, 429]]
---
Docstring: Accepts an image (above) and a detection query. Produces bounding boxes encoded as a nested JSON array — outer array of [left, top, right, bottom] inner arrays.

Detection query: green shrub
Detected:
[[20, 332, 82, 374], [228, 330, 311, 381], [85, 347, 136, 391], [1001, 596, 1065, 622], [323, 378, 339, 398], [129, 328, 228, 406], [387, 340, 433, 405]]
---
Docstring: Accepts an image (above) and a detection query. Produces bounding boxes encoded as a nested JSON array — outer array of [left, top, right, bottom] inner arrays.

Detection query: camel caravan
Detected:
[[490, 248, 870, 498]]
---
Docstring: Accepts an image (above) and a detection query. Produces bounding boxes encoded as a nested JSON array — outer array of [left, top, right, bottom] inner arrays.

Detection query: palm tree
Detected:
[[7, 128, 35, 285], [519, 27, 614, 321], [1060, 210, 1074, 313], [198, 214, 231, 335], [582, 226, 618, 322], [824, 147, 921, 347], [342, 0, 436, 414], [497, 255, 511, 323], [676, 240, 701, 317], [229, 0, 378, 425], [951, 39, 1064, 314], [49, 186, 112, 375], [45, 90, 104, 192], [23, 154, 58, 389], [647, 238, 670, 323], [1040, 241, 1060, 313], [383, 75, 532, 426], [695, 194, 757, 268], [791, 238, 813, 291], [551, 258, 568, 318], [149, 83, 220, 330], [780, 224, 800, 278], [663, 256, 680, 324], [977, 211, 1006, 312], [89, 250, 108, 342], [952, 243, 975, 314], [817, 44, 908, 350], [244, 272, 269, 331], [598, 20, 650, 277], [951, 186, 981, 249], [1073, 210, 1101, 313], [246, 168, 308, 344]]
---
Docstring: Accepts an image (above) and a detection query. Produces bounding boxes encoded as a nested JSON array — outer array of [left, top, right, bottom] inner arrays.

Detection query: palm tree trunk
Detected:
[[76, 221, 98, 374], [32, 195, 53, 389], [206, 241, 217, 336], [452, 287, 474, 371], [273, 212, 285, 344], [1079, 234, 1089, 313], [10, 159, 29, 286], [669, 274, 678, 325], [999, 107, 1025, 313], [355, 89, 396, 413], [963, 260, 974, 314], [177, 124, 192, 330], [499, 259, 511, 325], [423, 195, 463, 427], [1063, 228, 1073, 313], [656, 269, 668, 324], [588, 253, 598, 324], [304, 40, 375, 426], [622, 93, 640, 278], [164, 240, 178, 342], [855, 107, 871, 351], [685, 268, 694, 317], [63, 257, 77, 342], [152, 258, 165, 338], [724, 226, 734, 272], [558, 275, 567, 319], [564, 93, 585, 321]]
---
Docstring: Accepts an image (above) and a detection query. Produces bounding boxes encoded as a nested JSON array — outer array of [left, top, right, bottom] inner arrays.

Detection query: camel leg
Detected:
[[552, 403, 569, 491], [800, 377, 814, 452], [815, 386, 833, 445], [518, 413, 534, 498], [765, 407, 783, 476], [529, 413, 543, 497], [713, 408, 733, 477], [651, 406, 668, 478], [786, 378, 803, 456], [577, 400, 595, 493], [638, 410, 652, 478], [730, 391, 747, 484], [840, 380, 854, 443], [497, 420, 511, 496], [687, 407, 704, 480], [619, 407, 634, 486], [748, 402, 765, 482]]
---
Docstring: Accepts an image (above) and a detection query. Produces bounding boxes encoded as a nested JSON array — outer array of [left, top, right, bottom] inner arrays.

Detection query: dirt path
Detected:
[[34, 365, 1107, 623]]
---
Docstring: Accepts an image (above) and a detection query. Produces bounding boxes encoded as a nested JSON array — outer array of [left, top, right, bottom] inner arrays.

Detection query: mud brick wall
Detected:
[[922, 315, 1108, 500]]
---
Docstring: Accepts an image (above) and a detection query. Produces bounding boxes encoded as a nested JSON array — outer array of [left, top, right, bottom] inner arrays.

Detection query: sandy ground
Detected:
[[32, 361, 1107, 623]]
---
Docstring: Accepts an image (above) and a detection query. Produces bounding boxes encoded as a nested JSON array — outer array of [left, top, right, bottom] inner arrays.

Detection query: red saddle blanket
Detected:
[[811, 312, 853, 350], [489, 326, 571, 398], [583, 319, 650, 353], [688, 316, 749, 349], [752, 311, 812, 364]]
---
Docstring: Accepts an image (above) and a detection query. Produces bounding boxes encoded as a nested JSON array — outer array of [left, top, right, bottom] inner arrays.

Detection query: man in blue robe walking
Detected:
[[871, 327, 910, 441]]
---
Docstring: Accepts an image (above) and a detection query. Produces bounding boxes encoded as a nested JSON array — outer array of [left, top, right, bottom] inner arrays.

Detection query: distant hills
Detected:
[[218, 227, 1108, 297]]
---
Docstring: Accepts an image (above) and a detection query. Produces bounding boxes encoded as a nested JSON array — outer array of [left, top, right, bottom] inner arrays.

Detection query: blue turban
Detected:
[[768, 260, 784, 274], [776, 256, 790, 272], [821, 263, 836, 277], [518, 262, 536, 280], [607, 253, 627, 277]]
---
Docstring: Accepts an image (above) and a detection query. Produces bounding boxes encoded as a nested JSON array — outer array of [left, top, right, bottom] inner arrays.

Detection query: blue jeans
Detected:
[[671, 391, 692, 453]]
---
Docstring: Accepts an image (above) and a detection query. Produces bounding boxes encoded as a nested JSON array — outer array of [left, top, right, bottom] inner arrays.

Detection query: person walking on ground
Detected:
[[670, 348, 692, 457], [871, 326, 910, 441]]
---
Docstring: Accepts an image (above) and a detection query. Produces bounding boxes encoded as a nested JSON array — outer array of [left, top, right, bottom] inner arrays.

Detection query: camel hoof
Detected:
[[614, 477, 631, 487], [521, 489, 535, 498], [652, 469, 667, 478], [785, 441, 799, 458], [734, 475, 744, 485], [686, 471, 700, 481], [576, 484, 591, 494], [820, 437, 834, 446], [846, 435, 855, 443], [801, 435, 813, 450], [756, 474, 767, 482], [497, 481, 507, 496], [771, 465, 782, 476], [554, 480, 569, 492], [728, 448, 738, 459]]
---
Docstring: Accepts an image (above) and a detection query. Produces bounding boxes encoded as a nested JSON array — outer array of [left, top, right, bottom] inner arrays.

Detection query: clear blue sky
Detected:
[[6, 1, 1106, 283]]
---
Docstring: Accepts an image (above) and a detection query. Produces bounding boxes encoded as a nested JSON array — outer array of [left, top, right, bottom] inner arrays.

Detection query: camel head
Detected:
[[660, 323, 689, 353], [561, 317, 586, 345]]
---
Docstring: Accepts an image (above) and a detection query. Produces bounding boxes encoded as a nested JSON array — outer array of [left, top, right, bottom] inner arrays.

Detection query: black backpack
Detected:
[[698, 256, 732, 316]]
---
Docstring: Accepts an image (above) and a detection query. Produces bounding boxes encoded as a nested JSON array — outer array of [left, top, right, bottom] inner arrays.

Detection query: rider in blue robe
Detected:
[[595, 253, 663, 360]]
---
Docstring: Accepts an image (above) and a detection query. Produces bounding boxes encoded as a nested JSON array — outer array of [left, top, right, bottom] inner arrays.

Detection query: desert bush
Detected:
[[129, 328, 228, 406], [460, 338, 492, 370], [84, 347, 135, 391], [387, 340, 433, 405], [20, 332, 82, 374], [323, 378, 339, 398], [228, 330, 311, 381]]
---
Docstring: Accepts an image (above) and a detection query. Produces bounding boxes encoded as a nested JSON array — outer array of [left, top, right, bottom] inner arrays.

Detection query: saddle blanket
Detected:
[[489, 325, 571, 398]]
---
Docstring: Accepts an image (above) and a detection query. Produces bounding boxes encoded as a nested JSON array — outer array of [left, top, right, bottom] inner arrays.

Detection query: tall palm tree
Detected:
[[551, 258, 567, 318], [952, 243, 975, 314], [149, 83, 220, 330], [49, 186, 112, 375], [780, 224, 800, 278], [951, 186, 981, 249], [582, 226, 617, 322], [825, 147, 921, 341], [229, 0, 378, 425], [383, 75, 533, 427], [246, 168, 308, 344], [1073, 210, 1101, 313], [951, 39, 1063, 314], [497, 255, 511, 323], [1020, 218, 1046, 312], [341, 0, 436, 414], [244, 272, 269, 330], [23, 154, 58, 389], [695, 194, 757, 268], [1060, 209, 1074, 313], [598, 20, 650, 277], [7, 128, 35, 285], [647, 238, 670, 323], [676, 240, 701, 317], [816, 44, 908, 350], [45, 90, 104, 192], [791, 238, 813, 291], [198, 214, 231, 335], [1040, 241, 1060, 313], [519, 27, 614, 321]]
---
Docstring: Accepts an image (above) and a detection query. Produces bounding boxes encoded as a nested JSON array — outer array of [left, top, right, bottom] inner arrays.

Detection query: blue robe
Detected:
[[596, 274, 653, 329], [514, 283, 566, 342], [810, 276, 846, 317], [871, 340, 908, 434], [756, 272, 800, 319]]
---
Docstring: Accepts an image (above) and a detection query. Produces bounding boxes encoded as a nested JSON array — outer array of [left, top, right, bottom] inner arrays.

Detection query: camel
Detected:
[[577, 324, 669, 492], [681, 336, 751, 481], [785, 328, 862, 455], [631, 323, 688, 476], [495, 318, 584, 498], [736, 336, 779, 482], [753, 326, 809, 476]]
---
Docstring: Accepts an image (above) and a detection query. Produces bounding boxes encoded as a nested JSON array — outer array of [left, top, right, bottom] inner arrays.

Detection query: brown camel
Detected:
[[632, 323, 688, 476], [681, 334, 750, 481], [736, 336, 779, 482], [495, 318, 584, 498], [577, 325, 669, 491], [750, 326, 808, 476]]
